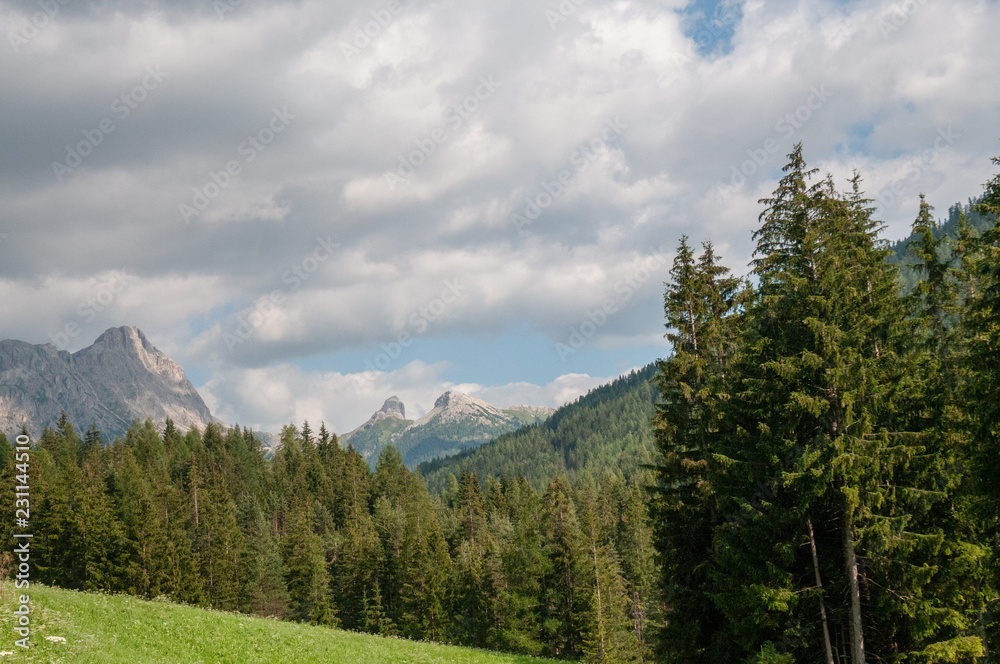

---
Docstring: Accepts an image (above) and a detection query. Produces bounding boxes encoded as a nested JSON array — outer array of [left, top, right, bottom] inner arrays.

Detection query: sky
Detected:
[[2, 0, 999, 435]]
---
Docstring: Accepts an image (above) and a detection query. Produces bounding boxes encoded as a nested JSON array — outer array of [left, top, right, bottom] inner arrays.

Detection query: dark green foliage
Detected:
[[967, 154, 1000, 654], [651, 233, 740, 664], [240, 499, 290, 618], [652, 145, 999, 664], [887, 198, 996, 294], [540, 475, 586, 659], [284, 503, 337, 626]]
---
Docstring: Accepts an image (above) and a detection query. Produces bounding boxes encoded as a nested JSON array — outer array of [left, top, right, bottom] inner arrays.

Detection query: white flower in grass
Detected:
[[45, 636, 67, 643]]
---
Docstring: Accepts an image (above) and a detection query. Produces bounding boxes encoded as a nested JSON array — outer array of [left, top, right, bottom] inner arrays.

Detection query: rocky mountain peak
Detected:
[[340, 389, 554, 469], [75, 326, 187, 384], [0, 326, 215, 439], [379, 396, 406, 419], [92, 325, 147, 348], [416, 390, 505, 427]]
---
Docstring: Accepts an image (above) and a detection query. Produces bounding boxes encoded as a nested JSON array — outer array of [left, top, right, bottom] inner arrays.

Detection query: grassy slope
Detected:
[[0, 584, 561, 664]]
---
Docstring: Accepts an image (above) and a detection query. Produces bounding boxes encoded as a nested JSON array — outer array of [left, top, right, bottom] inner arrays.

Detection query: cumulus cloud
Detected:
[[2, 0, 999, 428], [199, 360, 617, 435]]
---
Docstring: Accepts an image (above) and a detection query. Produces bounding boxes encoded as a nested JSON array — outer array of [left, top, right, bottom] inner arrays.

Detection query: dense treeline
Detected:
[[887, 197, 997, 294], [652, 145, 1000, 664], [0, 416, 659, 662], [420, 365, 659, 493]]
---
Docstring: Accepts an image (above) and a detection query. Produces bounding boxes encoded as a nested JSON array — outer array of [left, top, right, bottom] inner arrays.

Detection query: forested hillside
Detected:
[[887, 197, 996, 293], [419, 364, 658, 493]]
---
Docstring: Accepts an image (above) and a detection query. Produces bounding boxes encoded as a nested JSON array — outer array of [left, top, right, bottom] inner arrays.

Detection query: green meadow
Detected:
[[0, 584, 563, 664]]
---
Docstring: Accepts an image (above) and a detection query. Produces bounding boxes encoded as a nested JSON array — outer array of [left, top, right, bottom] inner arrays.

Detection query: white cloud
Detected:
[[2, 0, 1000, 426], [198, 361, 616, 435]]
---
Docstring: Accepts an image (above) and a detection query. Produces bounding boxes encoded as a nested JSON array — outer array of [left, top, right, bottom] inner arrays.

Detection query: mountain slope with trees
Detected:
[[418, 365, 659, 493], [0, 414, 658, 662]]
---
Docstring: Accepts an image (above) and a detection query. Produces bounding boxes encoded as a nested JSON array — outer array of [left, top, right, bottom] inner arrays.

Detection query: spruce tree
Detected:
[[540, 475, 586, 659], [240, 501, 290, 618], [651, 235, 739, 663], [451, 471, 492, 645], [486, 475, 546, 655], [577, 478, 641, 663], [968, 155, 1000, 655], [283, 503, 337, 626]]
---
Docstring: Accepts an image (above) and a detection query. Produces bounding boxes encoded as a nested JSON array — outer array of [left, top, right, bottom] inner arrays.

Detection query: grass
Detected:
[[0, 583, 563, 664]]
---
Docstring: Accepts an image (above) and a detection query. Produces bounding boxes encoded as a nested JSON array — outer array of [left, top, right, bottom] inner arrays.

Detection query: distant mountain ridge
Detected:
[[340, 392, 555, 468], [0, 326, 217, 439], [418, 363, 659, 492]]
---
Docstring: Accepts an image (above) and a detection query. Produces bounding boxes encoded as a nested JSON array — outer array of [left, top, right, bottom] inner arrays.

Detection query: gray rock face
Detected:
[[378, 396, 406, 419], [0, 326, 216, 439], [341, 391, 555, 468]]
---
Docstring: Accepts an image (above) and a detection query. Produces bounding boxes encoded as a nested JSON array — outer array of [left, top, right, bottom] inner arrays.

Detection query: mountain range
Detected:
[[0, 327, 556, 463], [340, 392, 554, 468]]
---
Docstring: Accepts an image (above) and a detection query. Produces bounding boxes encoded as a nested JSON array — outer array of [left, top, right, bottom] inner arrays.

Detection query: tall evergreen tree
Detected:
[[540, 475, 586, 659], [451, 471, 492, 645], [240, 500, 290, 618], [283, 503, 337, 626], [967, 155, 1000, 656], [484, 476, 546, 655], [577, 478, 641, 664], [651, 234, 739, 663]]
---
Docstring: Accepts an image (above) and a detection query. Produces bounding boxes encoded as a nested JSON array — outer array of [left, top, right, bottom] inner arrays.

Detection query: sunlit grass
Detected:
[[0, 583, 562, 663]]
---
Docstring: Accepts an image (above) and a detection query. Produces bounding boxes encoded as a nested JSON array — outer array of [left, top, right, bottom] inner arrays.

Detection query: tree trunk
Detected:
[[843, 512, 865, 664], [591, 528, 606, 659], [808, 518, 835, 664]]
